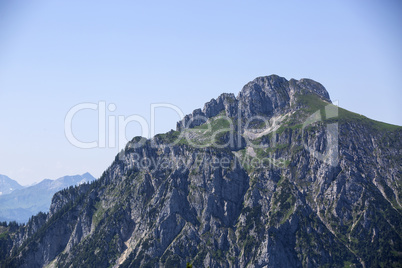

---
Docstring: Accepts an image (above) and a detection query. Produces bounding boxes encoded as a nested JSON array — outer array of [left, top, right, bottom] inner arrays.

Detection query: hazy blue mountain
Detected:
[[0, 175, 24, 195], [0, 173, 95, 223]]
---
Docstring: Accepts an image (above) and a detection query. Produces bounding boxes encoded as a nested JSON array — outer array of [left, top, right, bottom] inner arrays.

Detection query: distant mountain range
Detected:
[[0, 175, 24, 195], [0, 173, 96, 223]]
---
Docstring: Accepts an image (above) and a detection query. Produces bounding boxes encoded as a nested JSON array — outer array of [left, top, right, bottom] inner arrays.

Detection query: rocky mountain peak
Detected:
[[1, 75, 400, 268], [177, 75, 331, 131], [203, 93, 237, 118], [293, 77, 331, 102]]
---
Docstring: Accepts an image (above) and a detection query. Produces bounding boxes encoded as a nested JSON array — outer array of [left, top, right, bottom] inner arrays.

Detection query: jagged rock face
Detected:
[[238, 75, 291, 119], [1, 75, 401, 268], [177, 75, 330, 131]]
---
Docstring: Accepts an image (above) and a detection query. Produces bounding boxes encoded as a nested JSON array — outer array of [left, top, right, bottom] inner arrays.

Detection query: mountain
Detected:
[[0, 173, 96, 223], [0, 75, 401, 268], [0, 175, 23, 196]]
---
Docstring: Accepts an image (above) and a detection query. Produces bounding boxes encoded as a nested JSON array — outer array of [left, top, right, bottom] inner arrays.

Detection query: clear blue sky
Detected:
[[0, 0, 401, 185]]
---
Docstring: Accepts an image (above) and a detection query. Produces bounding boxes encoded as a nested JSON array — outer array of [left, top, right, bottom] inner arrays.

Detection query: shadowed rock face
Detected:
[[238, 75, 291, 118], [1, 75, 401, 268]]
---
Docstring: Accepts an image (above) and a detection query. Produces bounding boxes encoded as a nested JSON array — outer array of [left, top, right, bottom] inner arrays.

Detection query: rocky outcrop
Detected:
[[177, 75, 331, 131], [177, 93, 238, 131]]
